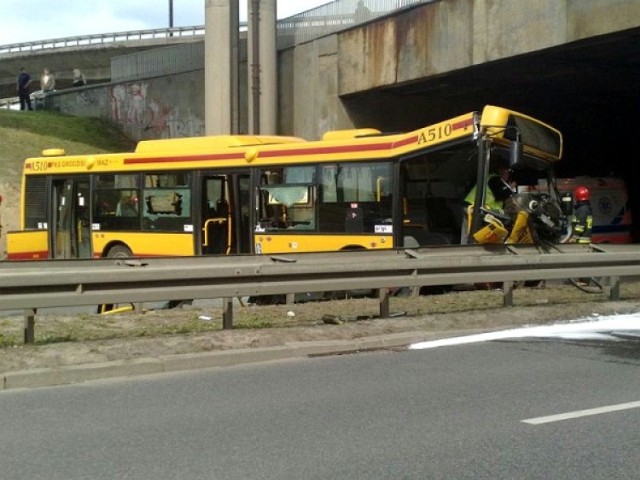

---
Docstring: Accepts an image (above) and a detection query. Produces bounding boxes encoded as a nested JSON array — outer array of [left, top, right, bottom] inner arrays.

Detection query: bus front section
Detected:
[[468, 106, 569, 246], [398, 106, 568, 249]]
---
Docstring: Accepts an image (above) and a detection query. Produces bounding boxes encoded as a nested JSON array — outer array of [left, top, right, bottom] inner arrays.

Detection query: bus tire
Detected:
[[106, 244, 133, 258]]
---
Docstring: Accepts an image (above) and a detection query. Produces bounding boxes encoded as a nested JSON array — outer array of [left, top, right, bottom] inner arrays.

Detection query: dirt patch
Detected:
[[0, 180, 20, 258], [1, 281, 638, 374]]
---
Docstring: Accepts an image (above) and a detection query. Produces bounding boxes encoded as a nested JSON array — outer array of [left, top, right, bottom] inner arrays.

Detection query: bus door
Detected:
[[201, 172, 251, 255], [51, 177, 92, 259]]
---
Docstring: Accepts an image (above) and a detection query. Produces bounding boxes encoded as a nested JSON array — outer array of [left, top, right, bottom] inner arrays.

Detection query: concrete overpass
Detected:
[[285, 0, 640, 173], [279, 0, 639, 235], [0, 25, 204, 98], [277, 0, 640, 186]]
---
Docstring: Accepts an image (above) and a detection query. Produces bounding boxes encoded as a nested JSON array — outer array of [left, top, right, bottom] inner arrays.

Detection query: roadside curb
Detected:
[[1, 331, 443, 390]]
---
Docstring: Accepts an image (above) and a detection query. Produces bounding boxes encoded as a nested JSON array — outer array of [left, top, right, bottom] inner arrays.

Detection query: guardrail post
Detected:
[[222, 298, 233, 329], [609, 276, 620, 301], [23, 308, 36, 344], [503, 281, 514, 307], [379, 288, 390, 318]]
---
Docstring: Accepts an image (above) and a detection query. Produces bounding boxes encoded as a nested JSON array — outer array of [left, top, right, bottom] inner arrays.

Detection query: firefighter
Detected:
[[462, 161, 516, 243], [464, 163, 516, 215], [570, 186, 593, 243]]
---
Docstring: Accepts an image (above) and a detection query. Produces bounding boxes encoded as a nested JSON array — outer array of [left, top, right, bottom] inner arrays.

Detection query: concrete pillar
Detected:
[[230, 0, 240, 134], [205, 0, 240, 134], [248, 0, 277, 134]]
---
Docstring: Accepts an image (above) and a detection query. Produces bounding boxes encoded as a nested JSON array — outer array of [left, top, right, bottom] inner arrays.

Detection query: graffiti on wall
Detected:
[[76, 89, 99, 107], [109, 82, 205, 140]]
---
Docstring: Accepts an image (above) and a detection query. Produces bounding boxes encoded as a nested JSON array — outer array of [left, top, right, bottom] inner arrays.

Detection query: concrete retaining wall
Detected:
[[52, 70, 206, 141], [49, 0, 640, 142]]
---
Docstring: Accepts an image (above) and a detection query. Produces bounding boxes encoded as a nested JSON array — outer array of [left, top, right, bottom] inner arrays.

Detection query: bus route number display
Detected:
[[417, 122, 454, 145]]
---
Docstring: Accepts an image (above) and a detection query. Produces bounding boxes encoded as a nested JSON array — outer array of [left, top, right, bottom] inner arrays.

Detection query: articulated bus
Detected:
[[7, 105, 566, 261]]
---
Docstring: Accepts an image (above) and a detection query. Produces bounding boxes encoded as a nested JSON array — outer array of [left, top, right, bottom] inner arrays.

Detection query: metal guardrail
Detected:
[[1, 243, 640, 342]]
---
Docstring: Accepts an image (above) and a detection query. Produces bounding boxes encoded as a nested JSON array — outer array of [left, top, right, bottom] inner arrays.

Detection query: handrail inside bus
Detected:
[[202, 217, 227, 247]]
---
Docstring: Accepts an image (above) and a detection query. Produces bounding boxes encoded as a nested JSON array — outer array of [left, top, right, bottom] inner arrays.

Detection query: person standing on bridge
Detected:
[[354, 0, 371, 23], [40, 68, 56, 92], [72, 68, 86, 87], [16, 67, 33, 111]]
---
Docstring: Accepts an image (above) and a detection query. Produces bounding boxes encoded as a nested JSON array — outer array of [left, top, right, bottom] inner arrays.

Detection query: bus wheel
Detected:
[[106, 244, 132, 258]]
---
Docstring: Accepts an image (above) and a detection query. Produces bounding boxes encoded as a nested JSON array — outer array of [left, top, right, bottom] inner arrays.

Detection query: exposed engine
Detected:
[[508, 192, 568, 243]]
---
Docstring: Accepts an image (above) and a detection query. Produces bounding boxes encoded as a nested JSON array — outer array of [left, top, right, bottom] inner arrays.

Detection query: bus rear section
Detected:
[[556, 177, 631, 244]]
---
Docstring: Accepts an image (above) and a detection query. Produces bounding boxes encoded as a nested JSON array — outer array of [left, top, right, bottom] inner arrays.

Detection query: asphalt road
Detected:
[[0, 335, 638, 479]]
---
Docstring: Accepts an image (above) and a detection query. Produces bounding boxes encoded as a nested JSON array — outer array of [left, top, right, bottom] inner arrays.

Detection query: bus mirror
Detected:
[[509, 139, 523, 166]]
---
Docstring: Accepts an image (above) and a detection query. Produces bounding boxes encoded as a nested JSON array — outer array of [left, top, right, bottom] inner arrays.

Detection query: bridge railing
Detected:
[[0, 25, 207, 54], [0, 0, 433, 55], [0, 97, 18, 109], [276, 0, 433, 48]]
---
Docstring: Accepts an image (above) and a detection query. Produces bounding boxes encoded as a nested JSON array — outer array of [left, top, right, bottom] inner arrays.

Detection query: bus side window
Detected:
[[116, 193, 139, 217], [94, 173, 141, 230], [94, 191, 118, 217], [257, 184, 314, 230], [142, 172, 192, 232], [257, 166, 316, 232], [319, 162, 392, 233]]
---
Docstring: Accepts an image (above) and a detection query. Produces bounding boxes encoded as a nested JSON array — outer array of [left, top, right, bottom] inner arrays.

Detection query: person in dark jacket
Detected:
[[16, 67, 33, 111]]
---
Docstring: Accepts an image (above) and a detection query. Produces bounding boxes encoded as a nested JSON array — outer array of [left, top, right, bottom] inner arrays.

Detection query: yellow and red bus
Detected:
[[7, 105, 566, 260]]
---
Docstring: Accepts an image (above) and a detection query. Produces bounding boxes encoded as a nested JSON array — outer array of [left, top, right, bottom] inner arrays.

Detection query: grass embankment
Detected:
[[0, 110, 135, 256], [0, 109, 134, 182]]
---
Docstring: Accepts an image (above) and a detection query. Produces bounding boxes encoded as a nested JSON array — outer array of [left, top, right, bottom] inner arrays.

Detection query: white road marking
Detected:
[[410, 312, 640, 350], [522, 401, 640, 425]]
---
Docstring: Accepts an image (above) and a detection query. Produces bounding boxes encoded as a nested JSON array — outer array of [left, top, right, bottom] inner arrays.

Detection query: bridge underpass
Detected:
[[340, 26, 640, 236]]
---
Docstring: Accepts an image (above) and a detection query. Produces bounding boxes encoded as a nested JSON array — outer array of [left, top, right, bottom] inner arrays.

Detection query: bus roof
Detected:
[[22, 106, 561, 174], [134, 134, 308, 154]]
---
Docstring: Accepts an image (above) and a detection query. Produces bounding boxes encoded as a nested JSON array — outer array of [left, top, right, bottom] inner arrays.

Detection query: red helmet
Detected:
[[574, 186, 590, 202]]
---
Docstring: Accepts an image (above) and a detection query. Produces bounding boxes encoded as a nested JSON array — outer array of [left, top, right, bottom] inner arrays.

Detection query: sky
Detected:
[[0, 0, 331, 46], [410, 312, 640, 350]]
